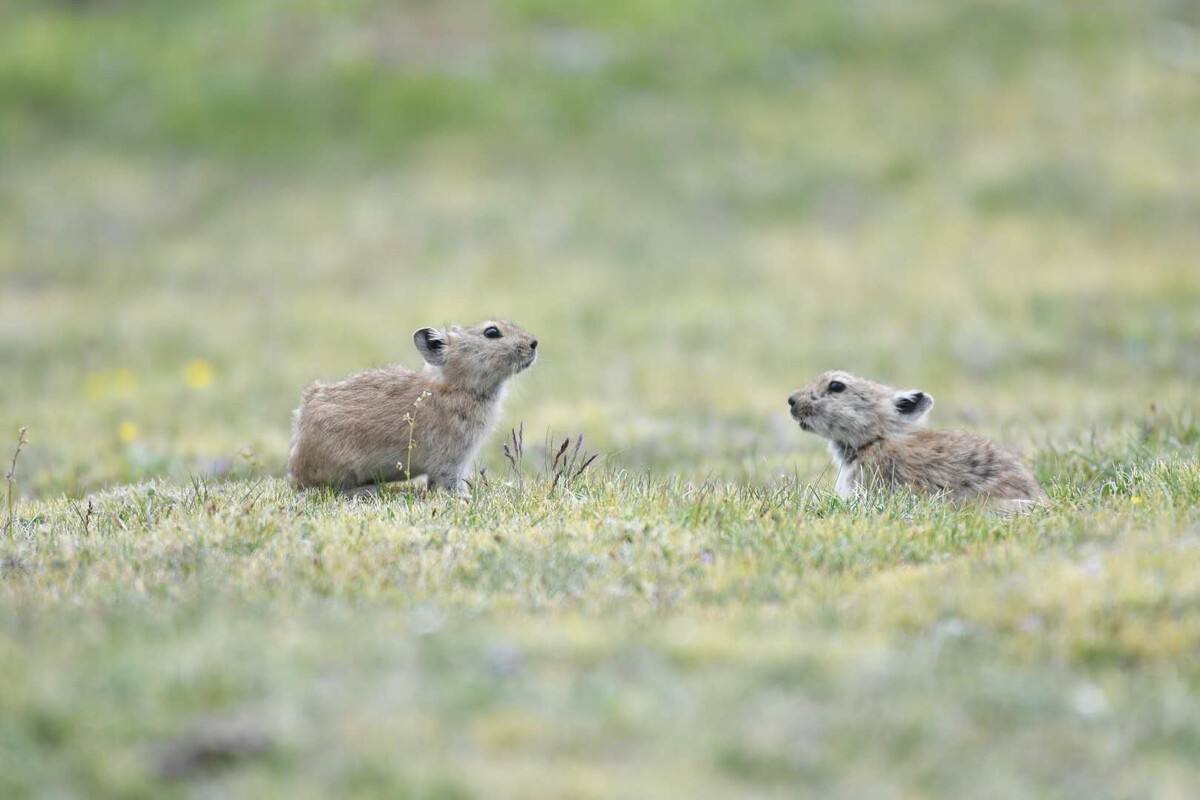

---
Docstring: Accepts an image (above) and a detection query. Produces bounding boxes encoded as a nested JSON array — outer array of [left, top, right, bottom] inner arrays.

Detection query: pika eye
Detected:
[[828, 380, 846, 393], [484, 326, 502, 339]]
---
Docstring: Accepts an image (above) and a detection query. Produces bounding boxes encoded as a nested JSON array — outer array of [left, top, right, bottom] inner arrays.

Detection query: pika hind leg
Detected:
[[988, 498, 1041, 516], [345, 484, 381, 501], [429, 471, 471, 498]]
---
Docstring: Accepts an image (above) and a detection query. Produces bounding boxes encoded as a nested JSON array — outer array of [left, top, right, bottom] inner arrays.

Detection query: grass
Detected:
[[4, 447, 1200, 797], [2, 0, 1199, 796]]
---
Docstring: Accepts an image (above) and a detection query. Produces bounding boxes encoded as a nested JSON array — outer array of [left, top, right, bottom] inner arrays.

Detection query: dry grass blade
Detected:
[[573, 453, 599, 480], [503, 436, 522, 482], [568, 434, 583, 474], [4, 426, 28, 537], [544, 431, 600, 494], [73, 498, 94, 536], [552, 438, 570, 472]]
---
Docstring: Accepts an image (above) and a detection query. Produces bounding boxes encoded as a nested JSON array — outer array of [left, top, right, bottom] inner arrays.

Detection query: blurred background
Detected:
[[2, 0, 1198, 495]]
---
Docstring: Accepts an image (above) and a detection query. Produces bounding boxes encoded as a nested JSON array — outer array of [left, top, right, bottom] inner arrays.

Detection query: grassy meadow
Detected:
[[2, 0, 1199, 796]]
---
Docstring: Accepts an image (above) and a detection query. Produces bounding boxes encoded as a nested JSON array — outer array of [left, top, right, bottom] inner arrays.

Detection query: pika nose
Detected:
[[529, 339, 538, 350], [788, 393, 799, 408]]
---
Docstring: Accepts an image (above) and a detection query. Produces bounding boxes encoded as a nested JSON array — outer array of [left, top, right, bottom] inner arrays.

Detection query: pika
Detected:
[[788, 371, 1044, 511], [288, 320, 538, 494]]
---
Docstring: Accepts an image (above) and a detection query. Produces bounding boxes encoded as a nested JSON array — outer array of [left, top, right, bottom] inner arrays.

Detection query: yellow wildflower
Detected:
[[184, 359, 215, 389], [118, 421, 139, 444]]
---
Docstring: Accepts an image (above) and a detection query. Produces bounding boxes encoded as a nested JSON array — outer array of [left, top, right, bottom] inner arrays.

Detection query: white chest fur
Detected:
[[829, 443, 860, 498]]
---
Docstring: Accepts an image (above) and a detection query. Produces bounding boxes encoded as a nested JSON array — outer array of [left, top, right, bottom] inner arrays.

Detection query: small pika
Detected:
[[787, 370, 1044, 511], [288, 320, 538, 495]]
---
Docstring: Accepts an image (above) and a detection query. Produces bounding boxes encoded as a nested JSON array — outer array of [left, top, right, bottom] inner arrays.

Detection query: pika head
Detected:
[[787, 370, 933, 448], [413, 320, 538, 396]]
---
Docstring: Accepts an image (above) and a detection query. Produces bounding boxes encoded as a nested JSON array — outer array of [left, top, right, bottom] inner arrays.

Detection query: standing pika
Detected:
[[787, 371, 1044, 510], [288, 320, 538, 494]]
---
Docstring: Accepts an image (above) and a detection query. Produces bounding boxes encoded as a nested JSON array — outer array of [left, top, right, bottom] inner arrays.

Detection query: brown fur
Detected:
[[288, 320, 537, 494], [788, 370, 1044, 510]]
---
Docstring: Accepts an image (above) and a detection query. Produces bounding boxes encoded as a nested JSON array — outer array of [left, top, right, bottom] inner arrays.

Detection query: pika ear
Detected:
[[894, 390, 933, 420], [413, 327, 448, 366]]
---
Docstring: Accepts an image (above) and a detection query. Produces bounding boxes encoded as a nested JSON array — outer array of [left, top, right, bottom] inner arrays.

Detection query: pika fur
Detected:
[[788, 370, 1044, 511], [288, 320, 538, 494]]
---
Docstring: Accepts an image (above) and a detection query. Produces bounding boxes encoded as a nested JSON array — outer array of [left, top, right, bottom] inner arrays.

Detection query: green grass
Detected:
[[2, 0, 1199, 796]]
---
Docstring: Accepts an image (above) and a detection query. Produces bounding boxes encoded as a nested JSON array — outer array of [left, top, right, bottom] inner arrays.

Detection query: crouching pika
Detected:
[[288, 320, 538, 494], [788, 371, 1044, 511]]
